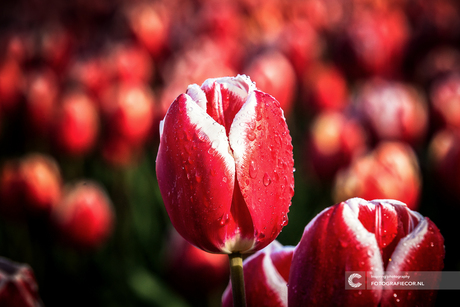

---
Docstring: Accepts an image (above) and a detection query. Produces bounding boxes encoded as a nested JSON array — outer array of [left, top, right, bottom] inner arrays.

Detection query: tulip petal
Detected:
[[222, 241, 293, 307], [230, 90, 294, 252], [201, 75, 256, 135], [382, 216, 445, 306], [288, 199, 383, 307], [156, 93, 236, 253]]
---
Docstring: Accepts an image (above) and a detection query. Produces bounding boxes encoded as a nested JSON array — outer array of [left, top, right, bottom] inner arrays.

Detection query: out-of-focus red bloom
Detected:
[[165, 229, 229, 298], [156, 75, 294, 254], [0, 154, 62, 219], [52, 181, 114, 250], [306, 111, 367, 181], [430, 73, 460, 130], [428, 128, 460, 199], [0, 57, 23, 114], [354, 79, 428, 146], [19, 154, 62, 215], [124, 1, 170, 58], [334, 141, 421, 210], [109, 43, 153, 85], [288, 198, 445, 307], [24, 68, 59, 136], [302, 63, 349, 114], [0, 257, 43, 307], [53, 90, 99, 156], [102, 82, 155, 147], [222, 241, 295, 307], [243, 50, 297, 118], [335, 8, 410, 78]]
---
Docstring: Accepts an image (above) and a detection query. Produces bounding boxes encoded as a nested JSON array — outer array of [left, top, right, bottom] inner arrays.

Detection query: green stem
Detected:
[[229, 252, 247, 307]]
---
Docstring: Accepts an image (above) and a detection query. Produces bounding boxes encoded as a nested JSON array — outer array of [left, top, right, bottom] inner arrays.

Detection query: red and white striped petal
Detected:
[[156, 93, 236, 253], [230, 90, 294, 252], [288, 198, 383, 307], [222, 241, 294, 307], [383, 216, 444, 306]]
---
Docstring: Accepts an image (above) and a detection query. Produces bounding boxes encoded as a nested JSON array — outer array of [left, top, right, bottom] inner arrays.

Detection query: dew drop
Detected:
[[247, 131, 256, 141], [222, 177, 228, 183], [249, 160, 258, 178], [263, 173, 272, 186], [219, 213, 229, 226], [195, 173, 202, 183]]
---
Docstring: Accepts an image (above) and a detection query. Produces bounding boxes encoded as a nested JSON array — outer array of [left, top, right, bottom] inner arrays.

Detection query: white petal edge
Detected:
[[186, 83, 207, 111], [343, 198, 385, 275], [201, 74, 256, 102], [228, 91, 258, 161], [385, 215, 429, 274], [183, 93, 235, 175]]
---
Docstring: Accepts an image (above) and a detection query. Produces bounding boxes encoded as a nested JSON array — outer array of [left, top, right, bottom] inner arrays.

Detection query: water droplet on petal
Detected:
[[247, 131, 256, 141], [263, 173, 272, 186], [249, 160, 258, 178]]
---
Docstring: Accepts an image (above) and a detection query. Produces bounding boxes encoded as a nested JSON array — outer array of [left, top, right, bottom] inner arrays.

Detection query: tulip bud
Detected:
[[243, 50, 296, 118], [334, 141, 421, 210], [0, 257, 43, 307], [52, 181, 114, 250], [305, 111, 367, 181], [24, 69, 59, 137], [354, 79, 428, 146], [53, 90, 99, 156], [288, 198, 445, 307], [0, 154, 62, 219], [430, 73, 460, 130], [222, 241, 295, 307], [19, 154, 62, 215], [156, 75, 294, 254]]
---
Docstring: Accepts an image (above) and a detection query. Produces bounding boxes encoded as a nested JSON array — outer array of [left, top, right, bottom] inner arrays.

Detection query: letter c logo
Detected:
[[348, 273, 362, 288]]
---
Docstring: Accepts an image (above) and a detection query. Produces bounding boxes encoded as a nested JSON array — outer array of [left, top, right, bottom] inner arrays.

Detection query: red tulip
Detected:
[[243, 50, 297, 118], [305, 111, 367, 181], [52, 181, 114, 250], [354, 79, 428, 146], [0, 154, 62, 219], [156, 75, 294, 254], [53, 90, 99, 156], [222, 241, 295, 307], [334, 141, 422, 210], [430, 73, 460, 130], [0, 257, 43, 307], [288, 198, 445, 307]]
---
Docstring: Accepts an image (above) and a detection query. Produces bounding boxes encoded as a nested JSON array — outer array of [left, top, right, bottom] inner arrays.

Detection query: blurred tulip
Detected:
[[102, 82, 155, 147], [430, 73, 460, 130], [19, 154, 62, 215], [428, 128, 460, 199], [222, 241, 295, 307], [125, 1, 170, 58], [334, 141, 422, 210], [24, 68, 59, 136], [165, 229, 229, 298], [156, 75, 294, 254], [53, 90, 99, 156], [0, 257, 43, 307], [0, 57, 23, 114], [334, 8, 410, 78], [306, 111, 367, 181], [52, 181, 114, 250], [288, 198, 445, 307], [110, 43, 153, 85], [243, 50, 296, 118], [0, 154, 62, 219], [354, 79, 428, 146], [302, 63, 349, 114]]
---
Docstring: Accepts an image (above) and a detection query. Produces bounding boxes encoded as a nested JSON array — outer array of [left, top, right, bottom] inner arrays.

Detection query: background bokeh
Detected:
[[0, 0, 460, 306]]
